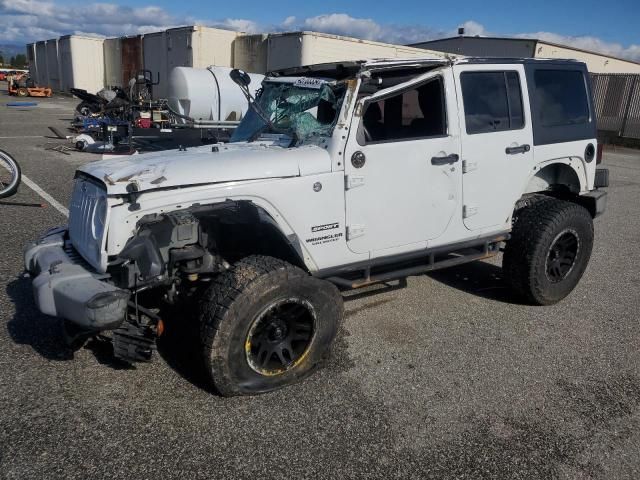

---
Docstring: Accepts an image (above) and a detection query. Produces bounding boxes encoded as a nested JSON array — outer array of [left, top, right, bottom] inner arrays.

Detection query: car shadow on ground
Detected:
[[155, 303, 216, 393], [6, 273, 217, 391], [5, 259, 523, 391], [426, 260, 527, 305], [5, 274, 73, 361]]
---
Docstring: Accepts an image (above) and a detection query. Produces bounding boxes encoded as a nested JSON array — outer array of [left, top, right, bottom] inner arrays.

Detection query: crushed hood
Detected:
[[78, 143, 332, 195]]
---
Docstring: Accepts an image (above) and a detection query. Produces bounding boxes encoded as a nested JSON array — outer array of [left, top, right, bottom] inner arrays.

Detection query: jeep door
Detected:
[[453, 63, 534, 231], [344, 69, 461, 256]]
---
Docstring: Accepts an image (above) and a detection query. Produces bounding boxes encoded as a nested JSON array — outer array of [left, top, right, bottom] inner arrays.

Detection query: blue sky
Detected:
[[1, 0, 639, 60]]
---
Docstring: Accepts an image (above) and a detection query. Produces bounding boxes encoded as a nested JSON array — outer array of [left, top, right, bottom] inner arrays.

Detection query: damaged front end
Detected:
[[24, 177, 302, 364]]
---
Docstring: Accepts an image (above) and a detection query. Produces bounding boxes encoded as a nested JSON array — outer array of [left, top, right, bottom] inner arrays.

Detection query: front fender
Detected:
[[104, 173, 360, 273]]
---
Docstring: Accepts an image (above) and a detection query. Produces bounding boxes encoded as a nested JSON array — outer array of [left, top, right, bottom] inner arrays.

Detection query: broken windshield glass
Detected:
[[231, 80, 346, 145]]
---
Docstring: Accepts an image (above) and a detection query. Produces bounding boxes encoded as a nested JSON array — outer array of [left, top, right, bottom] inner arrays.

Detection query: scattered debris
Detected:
[[6, 102, 38, 107]]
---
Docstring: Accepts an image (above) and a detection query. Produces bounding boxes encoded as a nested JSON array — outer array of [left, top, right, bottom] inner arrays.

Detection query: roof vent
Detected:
[[458, 27, 465, 36]]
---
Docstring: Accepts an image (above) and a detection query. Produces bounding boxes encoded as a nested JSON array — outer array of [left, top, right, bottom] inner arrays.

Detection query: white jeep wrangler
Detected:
[[25, 57, 609, 396]]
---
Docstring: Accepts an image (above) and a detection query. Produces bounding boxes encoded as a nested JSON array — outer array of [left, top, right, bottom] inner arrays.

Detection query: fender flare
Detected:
[[522, 158, 588, 195]]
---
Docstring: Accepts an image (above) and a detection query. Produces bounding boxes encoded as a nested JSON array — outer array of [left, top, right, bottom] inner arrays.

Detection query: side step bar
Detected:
[[326, 236, 507, 290]]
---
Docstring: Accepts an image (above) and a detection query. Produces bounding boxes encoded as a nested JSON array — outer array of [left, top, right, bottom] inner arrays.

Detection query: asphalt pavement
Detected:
[[1, 86, 639, 480]]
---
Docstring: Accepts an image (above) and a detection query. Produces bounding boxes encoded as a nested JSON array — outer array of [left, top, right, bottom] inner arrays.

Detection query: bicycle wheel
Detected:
[[0, 149, 21, 198]]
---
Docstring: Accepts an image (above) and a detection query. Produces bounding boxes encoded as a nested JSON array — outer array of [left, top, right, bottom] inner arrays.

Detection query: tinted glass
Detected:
[[506, 71, 524, 129], [461, 72, 510, 134], [361, 77, 446, 143], [534, 70, 589, 126]]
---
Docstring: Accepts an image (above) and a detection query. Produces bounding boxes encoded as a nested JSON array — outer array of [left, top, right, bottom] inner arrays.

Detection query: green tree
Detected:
[[0, 54, 4, 66], [9, 56, 15, 67], [13, 54, 27, 68]]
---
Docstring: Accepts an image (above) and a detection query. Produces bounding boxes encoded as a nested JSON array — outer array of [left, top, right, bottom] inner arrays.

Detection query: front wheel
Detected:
[[0, 149, 21, 198], [503, 197, 594, 305], [200, 255, 343, 396]]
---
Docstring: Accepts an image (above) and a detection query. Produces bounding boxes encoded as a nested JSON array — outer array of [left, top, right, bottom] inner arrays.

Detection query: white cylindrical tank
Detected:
[[168, 66, 264, 124]]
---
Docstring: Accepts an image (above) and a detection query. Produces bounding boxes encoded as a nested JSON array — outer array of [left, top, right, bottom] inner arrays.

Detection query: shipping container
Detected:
[[233, 34, 268, 73], [103, 37, 122, 87], [265, 31, 445, 71], [144, 26, 239, 99], [143, 31, 169, 98], [58, 35, 105, 93], [26, 43, 37, 81], [35, 41, 48, 87], [45, 38, 62, 91], [121, 35, 143, 87]]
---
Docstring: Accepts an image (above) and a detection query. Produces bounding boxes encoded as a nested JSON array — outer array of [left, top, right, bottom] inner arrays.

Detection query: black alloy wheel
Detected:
[[545, 229, 580, 283], [245, 298, 315, 376]]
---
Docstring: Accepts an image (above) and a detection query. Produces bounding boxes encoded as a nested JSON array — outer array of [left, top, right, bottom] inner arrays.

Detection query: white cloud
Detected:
[[1, 3, 638, 63], [459, 20, 486, 37], [301, 14, 382, 40]]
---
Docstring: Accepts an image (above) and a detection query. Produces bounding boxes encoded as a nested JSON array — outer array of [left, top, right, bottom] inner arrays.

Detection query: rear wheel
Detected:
[[503, 197, 594, 305], [0, 149, 21, 198], [200, 255, 343, 396]]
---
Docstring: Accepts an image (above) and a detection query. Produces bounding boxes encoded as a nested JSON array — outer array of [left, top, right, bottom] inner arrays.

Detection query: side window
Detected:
[[361, 77, 446, 143], [461, 71, 524, 134], [533, 70, 589, 127]]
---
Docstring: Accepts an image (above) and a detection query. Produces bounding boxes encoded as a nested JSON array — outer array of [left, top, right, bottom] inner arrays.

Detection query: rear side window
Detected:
[[534, 70, 589, 126], [461, 71, 524, 134]]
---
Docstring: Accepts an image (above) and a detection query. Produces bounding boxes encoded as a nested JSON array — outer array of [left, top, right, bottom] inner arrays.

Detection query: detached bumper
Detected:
[[24, 228, 129, 330]]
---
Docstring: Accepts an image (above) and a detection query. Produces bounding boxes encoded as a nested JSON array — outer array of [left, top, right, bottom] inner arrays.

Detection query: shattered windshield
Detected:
[[231, 78, 346, 145]]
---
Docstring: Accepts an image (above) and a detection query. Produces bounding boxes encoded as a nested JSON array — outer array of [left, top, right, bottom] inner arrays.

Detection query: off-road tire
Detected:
[[16, 87, 29, 97], [200, 255, 343, 396], [503, 197, 594, 305]]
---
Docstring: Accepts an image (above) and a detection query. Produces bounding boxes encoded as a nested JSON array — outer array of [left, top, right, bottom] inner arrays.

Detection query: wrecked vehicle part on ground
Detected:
[[25, 57, 608, 396]]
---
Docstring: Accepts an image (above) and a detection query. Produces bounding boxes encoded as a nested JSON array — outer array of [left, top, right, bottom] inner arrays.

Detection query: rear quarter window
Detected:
[[534, 70, 590, 126], [525, 64, 596, 146]]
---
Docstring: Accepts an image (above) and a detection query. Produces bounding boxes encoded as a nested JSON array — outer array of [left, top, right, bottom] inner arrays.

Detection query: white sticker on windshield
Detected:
[[293, 78, 325, 89]]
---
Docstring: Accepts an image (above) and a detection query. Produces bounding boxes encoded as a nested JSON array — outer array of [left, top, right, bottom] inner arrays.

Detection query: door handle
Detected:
[[505, 144, 530, 155], [431, 153, 459, 166]]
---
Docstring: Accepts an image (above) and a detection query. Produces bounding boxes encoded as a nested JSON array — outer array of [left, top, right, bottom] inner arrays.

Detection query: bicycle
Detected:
[[0, 149, 21, 198]]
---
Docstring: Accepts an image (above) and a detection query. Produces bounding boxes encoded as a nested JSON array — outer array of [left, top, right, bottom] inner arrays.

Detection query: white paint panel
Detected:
[[343, 68, 461, 255], [454, 63, 535, 231], [191, 26, 237, 68]]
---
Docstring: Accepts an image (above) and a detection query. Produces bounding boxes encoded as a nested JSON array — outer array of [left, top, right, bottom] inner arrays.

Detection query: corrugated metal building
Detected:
[[143, 31, 168, 97], [45, 38, 62, 91], [26, 43, 37, 81], [103, 37, 122, 87], [410, 36, 640, 74], [34, 41, 48, 87], [121, 35, 144, 88], [234, 31, 446, 73]]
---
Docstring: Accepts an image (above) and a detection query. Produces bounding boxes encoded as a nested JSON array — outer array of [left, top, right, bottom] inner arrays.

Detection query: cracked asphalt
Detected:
[[1, 86, 639, 480]]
